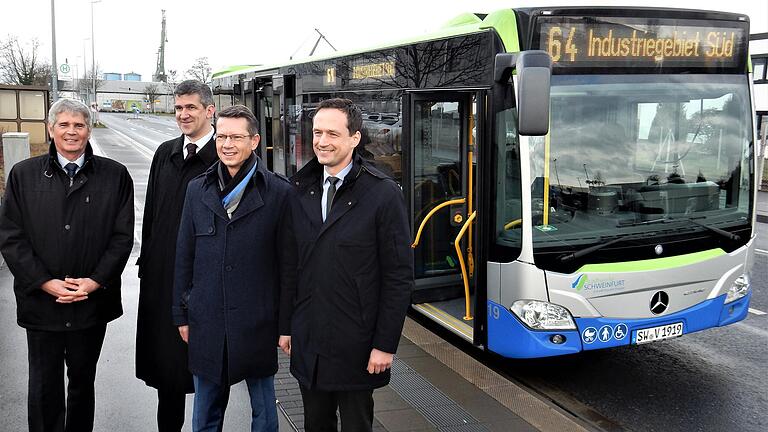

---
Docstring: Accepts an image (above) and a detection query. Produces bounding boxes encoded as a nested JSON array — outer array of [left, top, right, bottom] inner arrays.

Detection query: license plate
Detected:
[[634, 322, 684, 344]]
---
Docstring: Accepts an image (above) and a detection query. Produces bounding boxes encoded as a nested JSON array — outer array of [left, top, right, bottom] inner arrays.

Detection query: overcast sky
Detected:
[[5, 0, 768, 81]]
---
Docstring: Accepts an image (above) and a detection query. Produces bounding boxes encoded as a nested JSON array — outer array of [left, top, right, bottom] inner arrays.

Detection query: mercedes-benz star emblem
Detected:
[[654, 245, 664, 256], [650, 291, 669, 315]]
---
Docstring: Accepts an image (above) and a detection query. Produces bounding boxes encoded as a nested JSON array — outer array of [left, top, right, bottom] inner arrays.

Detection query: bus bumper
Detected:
[[486, 292, 751, 358]]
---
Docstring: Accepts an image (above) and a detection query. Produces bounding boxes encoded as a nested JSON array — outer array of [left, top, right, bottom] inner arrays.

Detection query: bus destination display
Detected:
[[537, 17, 747, 69]]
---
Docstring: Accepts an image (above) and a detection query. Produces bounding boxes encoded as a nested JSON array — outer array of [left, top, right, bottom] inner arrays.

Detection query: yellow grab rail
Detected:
[[454, 211, 477, 321], [411, 198, 466, 248], [504, 219, 522, 230]]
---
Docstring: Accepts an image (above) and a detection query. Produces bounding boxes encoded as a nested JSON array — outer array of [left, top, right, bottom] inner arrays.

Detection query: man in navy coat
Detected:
[[279, 98, 413, 432], [172, 105, 291, 431]]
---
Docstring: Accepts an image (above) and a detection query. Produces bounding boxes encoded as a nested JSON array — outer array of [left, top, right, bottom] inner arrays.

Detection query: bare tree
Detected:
[[144, 83, 160, 113], [166, 69, 178, 91], [186, 57, 212, 84], [0, 36, 51, 86]]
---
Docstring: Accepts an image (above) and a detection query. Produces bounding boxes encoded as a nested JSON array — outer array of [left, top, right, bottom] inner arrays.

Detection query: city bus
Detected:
[[211, 6, 756, 358]]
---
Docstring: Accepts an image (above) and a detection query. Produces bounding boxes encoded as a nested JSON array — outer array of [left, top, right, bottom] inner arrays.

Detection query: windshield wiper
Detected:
[[558, 232, 649, 263], [619, 216, 740, 241], [672, 216, 741, 241]]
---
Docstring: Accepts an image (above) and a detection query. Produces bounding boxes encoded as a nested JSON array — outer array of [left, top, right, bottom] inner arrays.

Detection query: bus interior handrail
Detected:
[[411, 198, 466, 248]]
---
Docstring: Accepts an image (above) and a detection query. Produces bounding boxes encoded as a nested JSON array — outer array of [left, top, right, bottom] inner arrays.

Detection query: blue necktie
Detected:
[[65, 162, 78, 178]]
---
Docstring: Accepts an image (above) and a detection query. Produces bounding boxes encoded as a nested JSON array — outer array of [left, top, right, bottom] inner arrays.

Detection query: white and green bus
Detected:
[[212, 6, 756, 358]]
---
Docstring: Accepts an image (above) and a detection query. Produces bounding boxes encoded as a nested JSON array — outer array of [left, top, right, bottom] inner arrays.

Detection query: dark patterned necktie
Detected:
[[185, 143, 198, 160], [65, 162, 78, 178]]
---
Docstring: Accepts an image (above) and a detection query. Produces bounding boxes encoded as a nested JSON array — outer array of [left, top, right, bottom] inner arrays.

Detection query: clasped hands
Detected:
[[41, 277, 101, 303]]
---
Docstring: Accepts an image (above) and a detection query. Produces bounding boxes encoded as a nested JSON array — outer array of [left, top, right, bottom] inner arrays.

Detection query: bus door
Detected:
[[254, 80, 273, 167], [270, 75, 287, 176], [408, 92, 478, 339]]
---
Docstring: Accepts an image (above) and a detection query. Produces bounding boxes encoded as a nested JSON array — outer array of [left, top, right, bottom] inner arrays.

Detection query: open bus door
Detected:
[[408, 91, 481, 342]]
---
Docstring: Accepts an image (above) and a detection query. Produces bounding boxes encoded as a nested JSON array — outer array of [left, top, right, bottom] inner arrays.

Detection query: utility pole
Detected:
[[153, 10, 168, 82], [50, 0, 58, 102], [90, 0, 101, 106]]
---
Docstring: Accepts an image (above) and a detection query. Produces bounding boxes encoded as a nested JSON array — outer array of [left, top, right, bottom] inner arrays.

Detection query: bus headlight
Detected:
[[724, 274, 750, 304], [510, 300, 576, 330]]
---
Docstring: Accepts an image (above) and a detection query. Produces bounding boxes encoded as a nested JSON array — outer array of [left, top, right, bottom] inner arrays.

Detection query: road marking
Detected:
[[105, 126, 155, 160], [756, 248, 768, 255], [133, 202, 144, 246], [89, 136, 105, 156], [749, 308, 766, 315]]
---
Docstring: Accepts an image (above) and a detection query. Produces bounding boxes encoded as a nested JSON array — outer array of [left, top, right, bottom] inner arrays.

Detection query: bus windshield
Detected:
[[523, 74, 753, 269]]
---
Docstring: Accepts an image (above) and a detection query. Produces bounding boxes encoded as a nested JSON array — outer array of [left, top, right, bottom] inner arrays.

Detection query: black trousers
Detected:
[[26, 324, 107, 432], [299, 385, 374, 432], [156, 388, 186, 432]]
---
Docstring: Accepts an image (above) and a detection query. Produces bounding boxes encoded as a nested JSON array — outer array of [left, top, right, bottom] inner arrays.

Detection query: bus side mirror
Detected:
[[494, 51, 551, 136]]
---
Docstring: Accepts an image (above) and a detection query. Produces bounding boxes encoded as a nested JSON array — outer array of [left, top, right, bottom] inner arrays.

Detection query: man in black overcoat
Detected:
[[279, 98, 414, 432], [135, 80, 217, 431], [0, 98, 134, 432]]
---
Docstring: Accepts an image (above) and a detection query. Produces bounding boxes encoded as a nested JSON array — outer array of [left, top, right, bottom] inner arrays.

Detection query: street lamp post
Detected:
[[82, 38, 89, 102], [90, 0, 101, 108], [50, 0, 58, 102]]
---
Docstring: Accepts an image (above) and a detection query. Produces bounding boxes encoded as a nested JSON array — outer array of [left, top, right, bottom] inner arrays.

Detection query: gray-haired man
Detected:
[[0, 98, 135, 432]]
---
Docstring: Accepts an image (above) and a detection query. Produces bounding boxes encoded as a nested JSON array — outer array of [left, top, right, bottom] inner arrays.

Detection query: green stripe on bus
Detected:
[[575, 248, 726, 273], [480, 9, 520, 53], [443, 13, 483, 28], [212, 65, 260, 79]]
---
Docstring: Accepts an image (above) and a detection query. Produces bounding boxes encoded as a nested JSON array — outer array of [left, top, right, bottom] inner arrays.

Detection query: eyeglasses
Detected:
[[215, 134, 251, 143]]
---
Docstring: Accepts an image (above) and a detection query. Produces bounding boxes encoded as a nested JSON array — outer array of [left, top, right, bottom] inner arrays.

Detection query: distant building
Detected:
[[124, 72, 142, 81], [58, 80, 176, 114], [103, 72, 122, 81]]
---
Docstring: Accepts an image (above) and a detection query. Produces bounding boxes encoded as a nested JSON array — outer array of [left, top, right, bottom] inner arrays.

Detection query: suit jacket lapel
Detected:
[[197, 134, 218, 166]]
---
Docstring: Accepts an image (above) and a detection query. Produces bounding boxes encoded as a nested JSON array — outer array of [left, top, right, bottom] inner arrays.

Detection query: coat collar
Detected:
[[199, 154, 270, 222], [47, 140, 95, 172], [291, 153, 386, 191], [292, 154, 388, 237]]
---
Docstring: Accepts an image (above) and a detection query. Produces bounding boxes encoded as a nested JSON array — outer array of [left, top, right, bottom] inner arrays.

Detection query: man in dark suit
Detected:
[[135, 80, 217, 431], [172, 105, 291, 431], [279, 98, 414, 432], [0, 98, 134, 432]]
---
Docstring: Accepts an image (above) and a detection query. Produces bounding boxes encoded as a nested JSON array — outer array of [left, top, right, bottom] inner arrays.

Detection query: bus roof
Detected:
[[212, 8, 519, 80], [212, 6, 751, 80]]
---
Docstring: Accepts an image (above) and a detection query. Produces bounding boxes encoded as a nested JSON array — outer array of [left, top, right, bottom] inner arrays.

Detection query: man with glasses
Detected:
[[172, 105, 290, 431], [136, 80, 217, 431]]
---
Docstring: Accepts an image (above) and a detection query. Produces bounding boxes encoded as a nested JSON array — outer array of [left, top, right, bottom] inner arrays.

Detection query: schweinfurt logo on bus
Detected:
[[571, 274, 626, 293]]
